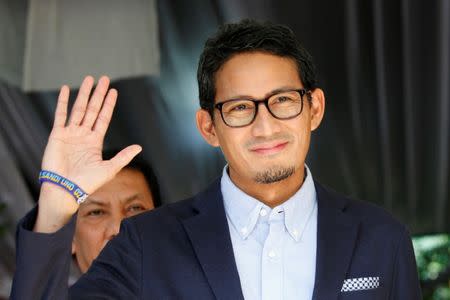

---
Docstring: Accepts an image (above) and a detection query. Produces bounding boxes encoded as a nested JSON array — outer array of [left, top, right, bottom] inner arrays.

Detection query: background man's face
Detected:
[[72, 168, 154, 273], [212, 52, 314, 185]]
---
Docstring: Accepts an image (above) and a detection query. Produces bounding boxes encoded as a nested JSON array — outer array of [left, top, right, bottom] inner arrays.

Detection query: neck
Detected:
[[228, 166, 305, 208]]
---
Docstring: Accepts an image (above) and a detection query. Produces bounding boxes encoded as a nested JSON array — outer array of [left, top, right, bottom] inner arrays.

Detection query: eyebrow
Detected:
[[122, 194, 141, 205], [82, 198, 107, 207], [82, 194, 141, 207], [219, 86, 302, 102]]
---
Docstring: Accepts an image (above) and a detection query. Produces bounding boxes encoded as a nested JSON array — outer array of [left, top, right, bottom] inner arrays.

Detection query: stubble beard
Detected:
[[253, 165, 295, 184]]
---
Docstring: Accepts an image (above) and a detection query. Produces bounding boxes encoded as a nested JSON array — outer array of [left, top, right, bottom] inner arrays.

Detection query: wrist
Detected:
[[34, 183, 80, 233], [39, 170, 89, 204]]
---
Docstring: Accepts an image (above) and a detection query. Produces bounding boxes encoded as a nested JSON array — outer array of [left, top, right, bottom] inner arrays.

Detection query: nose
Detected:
[[251, 102, 281, 137], [105, 213, 122, 241]]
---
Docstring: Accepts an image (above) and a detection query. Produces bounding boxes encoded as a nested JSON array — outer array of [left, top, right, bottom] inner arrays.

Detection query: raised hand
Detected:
[[35, 76, 142, 233]]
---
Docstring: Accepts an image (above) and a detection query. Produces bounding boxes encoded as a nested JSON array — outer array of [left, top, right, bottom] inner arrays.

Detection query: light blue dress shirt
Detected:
[[221, 165, 318, 300]]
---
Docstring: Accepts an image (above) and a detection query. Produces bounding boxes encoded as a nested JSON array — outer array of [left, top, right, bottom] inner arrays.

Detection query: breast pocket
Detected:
[[339, 287, 386, 300]]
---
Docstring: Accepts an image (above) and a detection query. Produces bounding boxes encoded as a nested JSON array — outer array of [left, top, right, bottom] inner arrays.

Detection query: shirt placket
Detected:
[[261, 211, 285, 300]]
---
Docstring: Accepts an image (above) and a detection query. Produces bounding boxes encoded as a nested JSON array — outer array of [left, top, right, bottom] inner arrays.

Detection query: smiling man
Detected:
[[12, 20, 421, 299], [197, 51, 319, 208]]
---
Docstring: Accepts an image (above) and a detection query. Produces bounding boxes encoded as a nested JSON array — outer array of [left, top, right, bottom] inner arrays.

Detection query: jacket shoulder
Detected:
[[129, 196, 197, 229], [317, 182, 410, 235]]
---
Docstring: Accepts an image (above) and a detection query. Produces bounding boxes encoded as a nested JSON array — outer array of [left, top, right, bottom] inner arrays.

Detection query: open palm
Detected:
[[41, 76, 141, 196]]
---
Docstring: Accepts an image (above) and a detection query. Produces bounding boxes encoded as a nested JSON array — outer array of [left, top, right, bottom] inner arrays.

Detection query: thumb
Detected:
[[107, 144, 143, 174]]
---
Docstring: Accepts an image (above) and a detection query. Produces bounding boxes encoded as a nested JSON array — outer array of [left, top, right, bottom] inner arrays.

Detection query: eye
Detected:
[[87, 209, 105, 217], [274, 96, 292, 103], [222, 100, 254, 113], [127, 205, 146, 213], [230, 103, 251, 111]]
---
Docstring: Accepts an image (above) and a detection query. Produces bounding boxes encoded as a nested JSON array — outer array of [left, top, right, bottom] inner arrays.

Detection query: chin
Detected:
[[252, 165, 296, 184]]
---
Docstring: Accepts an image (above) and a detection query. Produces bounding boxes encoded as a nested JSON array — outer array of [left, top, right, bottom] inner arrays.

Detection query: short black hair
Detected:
[[103, 149, 162, 208], [197, 19, 317, 116]]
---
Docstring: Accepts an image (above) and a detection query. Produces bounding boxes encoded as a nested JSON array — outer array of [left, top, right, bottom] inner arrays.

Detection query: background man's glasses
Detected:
[[214, 88, 309, 128]]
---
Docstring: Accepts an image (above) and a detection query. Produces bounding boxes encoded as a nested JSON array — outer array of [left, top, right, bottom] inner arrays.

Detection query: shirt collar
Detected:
[[221, 165, 317, 242], [221, 167, 264, 240]]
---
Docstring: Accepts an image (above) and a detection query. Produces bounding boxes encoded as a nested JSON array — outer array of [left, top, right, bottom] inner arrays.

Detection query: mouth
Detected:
[[249, 141, 289, 155]]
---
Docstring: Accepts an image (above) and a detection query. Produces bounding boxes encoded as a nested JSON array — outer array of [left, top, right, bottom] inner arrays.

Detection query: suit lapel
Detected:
[[181, 179, 244, 300], [312, 182, 360, 300]]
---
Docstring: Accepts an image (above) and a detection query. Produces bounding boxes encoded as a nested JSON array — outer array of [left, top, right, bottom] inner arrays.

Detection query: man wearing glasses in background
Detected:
[[11, 19, 421, 299]]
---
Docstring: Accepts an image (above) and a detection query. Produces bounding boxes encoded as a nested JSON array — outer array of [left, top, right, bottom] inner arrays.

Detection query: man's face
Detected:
[[198, 52, 324, 186], [72, 168, 154, 273]]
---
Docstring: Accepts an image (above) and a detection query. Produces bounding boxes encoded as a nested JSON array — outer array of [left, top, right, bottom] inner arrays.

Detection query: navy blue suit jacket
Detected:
[[11, 179, 421, 299]]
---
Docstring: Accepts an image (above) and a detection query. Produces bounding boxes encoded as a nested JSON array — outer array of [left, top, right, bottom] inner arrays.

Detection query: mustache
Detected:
[[244, 133, 293, 148]]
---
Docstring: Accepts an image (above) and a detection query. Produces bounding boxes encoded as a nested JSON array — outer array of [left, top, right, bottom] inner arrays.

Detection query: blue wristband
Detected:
[[39, 170, 89, 204]]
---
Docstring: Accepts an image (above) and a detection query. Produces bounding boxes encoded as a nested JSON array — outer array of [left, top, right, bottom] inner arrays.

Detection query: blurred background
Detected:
[[0, 0, 449, 298]]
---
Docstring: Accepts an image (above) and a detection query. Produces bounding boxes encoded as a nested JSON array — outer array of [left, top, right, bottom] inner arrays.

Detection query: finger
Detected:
[[107, 145, 142, 174], [68, 76, 95, 126], [93, 88, 118, 135], [81, 75, 110, 129], [53, 85, 70, 128]]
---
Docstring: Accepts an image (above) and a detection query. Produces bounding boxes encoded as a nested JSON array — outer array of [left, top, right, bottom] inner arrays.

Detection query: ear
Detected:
[[196, 109, 220, 147], [308, 88, 325, 131]]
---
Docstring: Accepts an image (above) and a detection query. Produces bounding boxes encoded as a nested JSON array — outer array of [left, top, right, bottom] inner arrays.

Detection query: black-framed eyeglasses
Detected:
[[214, 88, 309, 128]]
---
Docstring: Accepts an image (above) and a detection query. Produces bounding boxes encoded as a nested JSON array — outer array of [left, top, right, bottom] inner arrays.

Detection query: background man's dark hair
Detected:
[[103, 149, 162, 208], [197, 19, 317, 117]]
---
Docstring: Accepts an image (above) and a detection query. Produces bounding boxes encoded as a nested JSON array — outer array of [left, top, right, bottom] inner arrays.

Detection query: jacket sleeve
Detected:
[[10, 206, 76, 300], [69, 217, 142, 299], [10, 206, 142, 300], [389, 226, 422, 300]]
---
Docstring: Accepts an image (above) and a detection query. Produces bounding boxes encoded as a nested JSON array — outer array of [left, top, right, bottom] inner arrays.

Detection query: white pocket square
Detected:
[[341, 276, 380, 292]]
